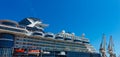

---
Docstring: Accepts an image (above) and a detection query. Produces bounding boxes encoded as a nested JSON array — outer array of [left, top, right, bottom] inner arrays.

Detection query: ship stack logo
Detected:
[[27, 18, 42, 28]]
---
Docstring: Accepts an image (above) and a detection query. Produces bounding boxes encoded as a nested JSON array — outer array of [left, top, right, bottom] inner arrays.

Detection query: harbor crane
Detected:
[[100, 34, 107, 57], [108, 36, 116, 57]]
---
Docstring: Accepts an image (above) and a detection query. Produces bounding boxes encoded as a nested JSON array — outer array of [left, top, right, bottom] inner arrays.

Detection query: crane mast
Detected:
[[108, 36, 116, 57], [100, 34, 107, 57]]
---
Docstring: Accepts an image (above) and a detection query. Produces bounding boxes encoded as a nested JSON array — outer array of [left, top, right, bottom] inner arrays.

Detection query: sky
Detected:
[[0, 0, 120, 56]]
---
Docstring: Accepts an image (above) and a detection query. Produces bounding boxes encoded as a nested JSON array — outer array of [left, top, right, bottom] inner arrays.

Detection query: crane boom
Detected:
[[108, 36, 116, 57], [100, 34, 107, 57]]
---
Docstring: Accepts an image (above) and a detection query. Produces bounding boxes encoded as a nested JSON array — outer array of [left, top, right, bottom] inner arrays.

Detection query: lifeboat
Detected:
[[28, 50, 40, 54], [15, 48, 25, 53]]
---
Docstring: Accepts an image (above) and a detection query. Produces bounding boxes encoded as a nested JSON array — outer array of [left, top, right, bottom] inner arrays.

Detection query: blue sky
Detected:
[[0, 0, 120, 56]]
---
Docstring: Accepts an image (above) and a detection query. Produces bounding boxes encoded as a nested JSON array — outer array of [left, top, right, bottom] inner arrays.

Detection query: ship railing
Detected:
[[15, 40, 86, 51], [0, 38, 13, 41], [0, 24, 29, 34], [15, 36, 86, 46], [26, 26, 44, 32], [44, 32, 54, 35], [74, 36, 81, 40], [44, 32, 55, 38], [81, 38, 90, 42], [17, 41, 82, 48], [0, 22, 26, 31]]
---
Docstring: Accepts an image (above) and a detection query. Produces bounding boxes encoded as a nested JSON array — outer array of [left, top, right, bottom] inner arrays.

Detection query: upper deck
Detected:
[[0, 17, 96, 53]]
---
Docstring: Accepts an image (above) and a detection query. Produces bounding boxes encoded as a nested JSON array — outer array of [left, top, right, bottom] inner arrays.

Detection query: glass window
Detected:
[[2, 22, 17, 27], [0, 26, 27, 33], [45, 35, 53, 37], [33, 33, 43, 36]]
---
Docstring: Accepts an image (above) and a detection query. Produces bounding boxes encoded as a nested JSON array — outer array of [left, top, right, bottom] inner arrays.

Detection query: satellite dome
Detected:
[[71, 33, 75, 36], [61, 30, 65, 34], [82, 33, 85, 37]]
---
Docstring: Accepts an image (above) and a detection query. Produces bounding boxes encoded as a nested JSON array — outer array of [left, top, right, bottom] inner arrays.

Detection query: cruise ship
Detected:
[[0, 17, 101, 57]]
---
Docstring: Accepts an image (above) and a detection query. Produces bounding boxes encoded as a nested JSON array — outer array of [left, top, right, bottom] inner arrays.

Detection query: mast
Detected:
[[108, 36, 116, 57], [100, 34, 107, 57]]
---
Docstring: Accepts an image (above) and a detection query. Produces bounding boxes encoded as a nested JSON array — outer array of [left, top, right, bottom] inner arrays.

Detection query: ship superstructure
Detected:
[[0, 17, 101, 57]]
